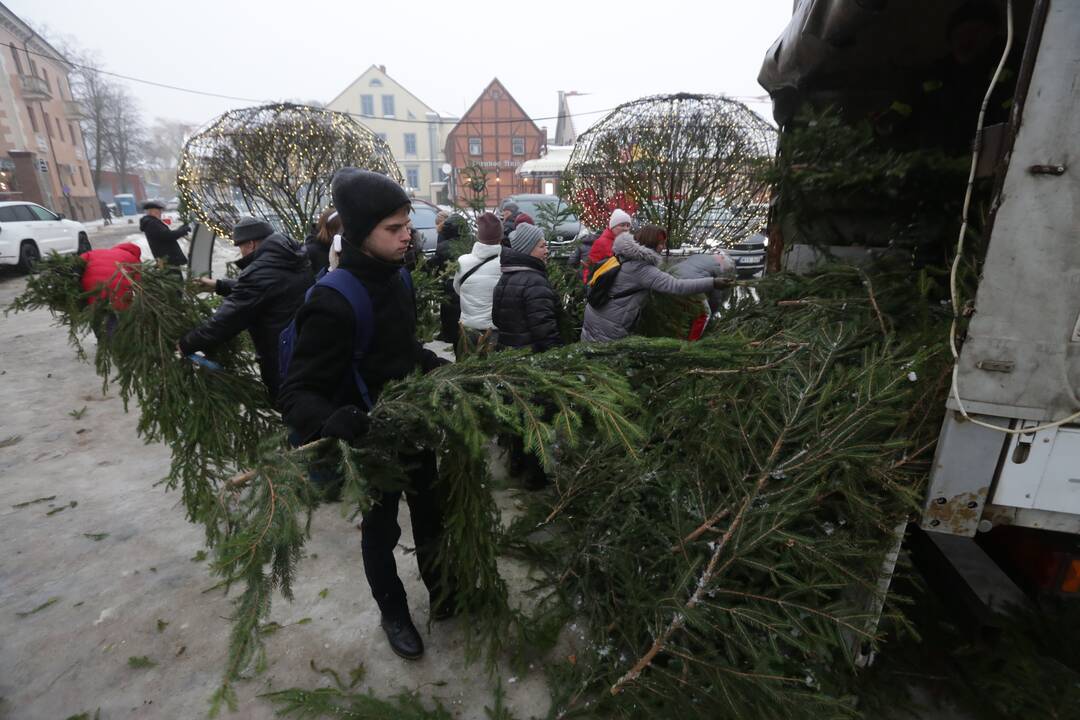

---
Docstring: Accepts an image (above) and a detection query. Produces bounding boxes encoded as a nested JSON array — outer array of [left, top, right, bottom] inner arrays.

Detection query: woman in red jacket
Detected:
[[583, 208, 633, 282], [80, 242, 142, 310]]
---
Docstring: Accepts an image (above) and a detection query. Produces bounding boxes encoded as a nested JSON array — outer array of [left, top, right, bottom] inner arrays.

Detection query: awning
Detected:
[[516, 145, 574, 177]]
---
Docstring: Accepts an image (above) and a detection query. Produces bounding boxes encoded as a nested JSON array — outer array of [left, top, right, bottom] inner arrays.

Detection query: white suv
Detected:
[[0, 201, 90, 272]]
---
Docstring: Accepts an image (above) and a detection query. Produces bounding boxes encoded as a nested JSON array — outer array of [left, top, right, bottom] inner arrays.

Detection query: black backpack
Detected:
[[586, 255, 631, 308]]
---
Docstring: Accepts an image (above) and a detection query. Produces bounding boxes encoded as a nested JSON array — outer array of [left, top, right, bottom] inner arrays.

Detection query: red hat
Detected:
[[476, 212, 502, 244], [514, 212, 534, 227]]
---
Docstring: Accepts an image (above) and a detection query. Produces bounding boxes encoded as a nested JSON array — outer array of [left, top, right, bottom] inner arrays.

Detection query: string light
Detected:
[[563, 93, 776, 247], [177, 103, 403, 241]]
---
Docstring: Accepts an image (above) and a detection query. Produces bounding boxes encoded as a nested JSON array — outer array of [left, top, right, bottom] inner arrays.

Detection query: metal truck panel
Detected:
[[955, 0, 1080, 418]]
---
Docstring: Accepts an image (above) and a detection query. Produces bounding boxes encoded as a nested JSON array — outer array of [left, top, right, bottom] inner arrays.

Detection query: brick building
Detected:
[[445, 79, 545, 207], [0, 3, 98, 222]]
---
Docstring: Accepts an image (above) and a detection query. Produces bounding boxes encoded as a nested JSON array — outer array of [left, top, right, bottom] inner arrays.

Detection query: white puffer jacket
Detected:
[[453, 242, 503, 330]]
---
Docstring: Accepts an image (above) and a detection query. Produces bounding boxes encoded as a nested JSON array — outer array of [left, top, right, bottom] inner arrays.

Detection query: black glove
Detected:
[[179, 223, 192, 235], [321, 405, 370, 443], [420, 349, 451, 374]]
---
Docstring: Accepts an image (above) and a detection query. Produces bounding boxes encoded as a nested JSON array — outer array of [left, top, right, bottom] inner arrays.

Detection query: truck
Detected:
[[759, 0, 1080, 620]]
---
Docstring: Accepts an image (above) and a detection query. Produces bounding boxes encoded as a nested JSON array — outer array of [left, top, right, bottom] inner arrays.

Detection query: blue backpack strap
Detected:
[[315, 270, 376, 410]]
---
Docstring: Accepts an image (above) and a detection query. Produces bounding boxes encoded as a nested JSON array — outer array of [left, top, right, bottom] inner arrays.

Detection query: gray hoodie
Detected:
[[581, 233, 715, 343]]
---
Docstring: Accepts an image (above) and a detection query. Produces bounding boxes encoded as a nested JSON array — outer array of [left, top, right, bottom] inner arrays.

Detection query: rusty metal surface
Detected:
[[921, 412, 1010, 537]]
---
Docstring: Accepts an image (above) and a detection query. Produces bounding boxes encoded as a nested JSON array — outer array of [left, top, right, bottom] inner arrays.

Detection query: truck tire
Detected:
[[17, 241, 39, 274]]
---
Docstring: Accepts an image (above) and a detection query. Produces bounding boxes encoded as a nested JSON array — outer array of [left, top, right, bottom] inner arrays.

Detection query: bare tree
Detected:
[[63, 47, 113, 190], [103, 86, 146, 193], [145, 118, 195, 170]]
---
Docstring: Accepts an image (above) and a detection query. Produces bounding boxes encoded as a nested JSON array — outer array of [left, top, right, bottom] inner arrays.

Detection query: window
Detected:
[[29, 204, 58, 221], [56, 76, 64, 98], [43, 111, 52, 138], [381, 94, 395, 117], [369, 78, 382, 87], [512, 137, 525, 155], [56, 117, 64, 142], [26, 105, 38, 132], [376, 132, 388, 143], [78, 164, 86, 186], [69, 122, 78, 143], [10, 45, 23, 74], [406, 167, 419, 188], [468, 137, 482, 156], [360, 94, 374, 116], [41, 67, 48, 84], [404, 133, 417, 155]]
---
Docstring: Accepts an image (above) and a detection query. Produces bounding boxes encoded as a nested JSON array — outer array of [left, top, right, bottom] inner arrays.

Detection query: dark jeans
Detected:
[[361, 449, 450, 619]]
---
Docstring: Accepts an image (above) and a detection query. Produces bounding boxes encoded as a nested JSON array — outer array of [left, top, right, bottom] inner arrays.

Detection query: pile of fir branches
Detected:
[[12, 252, 958, 719], [497, 263, 954, 719], [9, 255, 644, 713]]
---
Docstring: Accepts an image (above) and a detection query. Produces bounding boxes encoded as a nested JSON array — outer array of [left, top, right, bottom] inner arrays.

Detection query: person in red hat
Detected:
[[79, 242, 142, 311]]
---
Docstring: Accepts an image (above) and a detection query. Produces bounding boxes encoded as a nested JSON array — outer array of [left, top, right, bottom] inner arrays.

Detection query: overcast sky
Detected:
[[15, 0, 793, 134]]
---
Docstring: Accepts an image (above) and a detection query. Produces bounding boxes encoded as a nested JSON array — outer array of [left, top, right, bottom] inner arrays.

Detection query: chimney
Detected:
[[378, 65, 386, 74]]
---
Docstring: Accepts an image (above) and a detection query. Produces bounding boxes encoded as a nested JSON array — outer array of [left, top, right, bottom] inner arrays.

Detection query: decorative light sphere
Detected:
[[177, 103, 403, 241], [563, 93, 777, 248]]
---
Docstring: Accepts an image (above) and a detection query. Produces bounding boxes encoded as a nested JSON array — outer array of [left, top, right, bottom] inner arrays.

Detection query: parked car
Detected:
[[725, 232, 768, 279], [0, 201, 90, 273], [409, 198, 441, 255], [500, 194, 581, 246]]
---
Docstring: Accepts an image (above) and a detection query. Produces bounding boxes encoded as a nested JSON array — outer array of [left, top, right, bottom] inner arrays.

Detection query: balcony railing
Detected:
[[19, 74, 52, 101], [64, 100, 86, 119]]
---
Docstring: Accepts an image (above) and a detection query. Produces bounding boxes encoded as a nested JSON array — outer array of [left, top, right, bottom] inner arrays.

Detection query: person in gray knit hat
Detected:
[[491, 221, 560, 488], [493, 222, 557, 350]]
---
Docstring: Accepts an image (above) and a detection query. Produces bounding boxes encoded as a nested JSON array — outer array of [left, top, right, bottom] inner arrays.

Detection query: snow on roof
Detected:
[[516, 145, 574, 176]]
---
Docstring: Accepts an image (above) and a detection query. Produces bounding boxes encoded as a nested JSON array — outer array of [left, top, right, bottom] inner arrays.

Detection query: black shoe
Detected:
[[380, 614, 424, 660]]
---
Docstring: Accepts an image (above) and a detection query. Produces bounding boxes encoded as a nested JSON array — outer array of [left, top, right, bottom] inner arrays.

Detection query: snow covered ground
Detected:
[[0, 262, 548, 719]]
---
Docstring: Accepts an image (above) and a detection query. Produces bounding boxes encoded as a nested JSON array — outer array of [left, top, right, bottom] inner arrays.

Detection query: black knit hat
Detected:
[[232, 216, 274, 245], [330, 168, 411, 247]]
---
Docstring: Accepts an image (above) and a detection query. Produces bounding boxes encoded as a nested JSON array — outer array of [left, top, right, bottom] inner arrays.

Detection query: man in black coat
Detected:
[[492, 223, 562, 352], [278, 168, 450, 661], [139, 200, 190, 266], [179, 217, 312, 403]]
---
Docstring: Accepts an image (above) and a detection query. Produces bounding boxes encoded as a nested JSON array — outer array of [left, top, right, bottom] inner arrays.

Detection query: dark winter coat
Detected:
[[139, 214, 188, 266], [303, 235, 331, 276], [278, 246, 446, 443], [581, 233, 715, 343], [491, 248, 562, 352], [179, 233, 312, 401]]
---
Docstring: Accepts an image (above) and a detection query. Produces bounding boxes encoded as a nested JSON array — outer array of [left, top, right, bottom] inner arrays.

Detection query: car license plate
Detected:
[[736, 255, 761, 265]]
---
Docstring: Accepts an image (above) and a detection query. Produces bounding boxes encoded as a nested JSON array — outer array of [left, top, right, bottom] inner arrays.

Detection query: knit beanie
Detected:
[[509, 223, 544, 256], [514, 212, 534, 227], [330, 168, 411, 247], [503, 201, 520, 217], [609, 208, 633, 228], [232, 216, 274, 245], [476, 212, 503, 244]]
